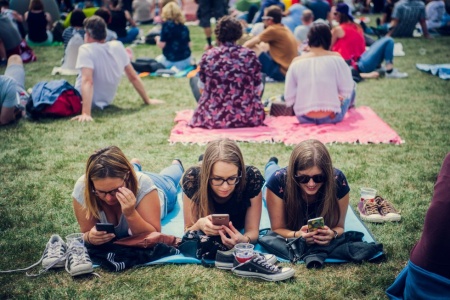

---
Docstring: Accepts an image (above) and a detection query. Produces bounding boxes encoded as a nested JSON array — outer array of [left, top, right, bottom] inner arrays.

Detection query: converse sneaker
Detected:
[[376, 196, 401, 222], [231, 255, 294, 282], [215, 249, 277, 270], [385, 68, 408, 79], [42, 234, 67, 268], [358, 199, 384, 223], [65, 243, 93, 277]]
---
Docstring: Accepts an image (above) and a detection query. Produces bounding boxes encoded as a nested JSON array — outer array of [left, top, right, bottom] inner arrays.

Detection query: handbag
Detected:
[[269, 101, 295, 117], [113, 232, 181, 249], [257, 229, 305, 263], [178, 230, 228, 260]]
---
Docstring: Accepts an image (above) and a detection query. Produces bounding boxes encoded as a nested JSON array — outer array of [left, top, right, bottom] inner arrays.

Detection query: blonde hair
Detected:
[[161, 2, 185, 24], [284, 139, 340, 230], [191, 139, 246, 220], [83, 146, 138, 220]]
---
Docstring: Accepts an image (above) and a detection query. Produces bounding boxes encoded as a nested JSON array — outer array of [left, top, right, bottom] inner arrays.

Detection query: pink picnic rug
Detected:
[[169, 106, 403, 145]]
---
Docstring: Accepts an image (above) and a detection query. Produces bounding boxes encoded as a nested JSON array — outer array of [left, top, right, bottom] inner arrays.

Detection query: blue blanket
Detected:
[[147, 191, 383, 265], [416, 63, 450, 80]]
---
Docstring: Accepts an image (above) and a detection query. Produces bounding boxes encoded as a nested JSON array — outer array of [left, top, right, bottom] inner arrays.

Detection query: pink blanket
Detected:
[[169, 107, 403, 145]]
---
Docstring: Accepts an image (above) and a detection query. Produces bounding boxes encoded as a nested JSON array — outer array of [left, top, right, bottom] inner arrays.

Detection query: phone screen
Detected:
[[96, 223, 115, 234]]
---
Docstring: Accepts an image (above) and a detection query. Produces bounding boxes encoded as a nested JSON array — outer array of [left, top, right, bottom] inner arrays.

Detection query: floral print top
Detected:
[[189, 42, 265, 129]]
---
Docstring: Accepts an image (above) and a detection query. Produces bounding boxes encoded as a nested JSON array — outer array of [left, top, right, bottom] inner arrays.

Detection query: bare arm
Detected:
[[45, 12, 52, 31], [154, 35, 166, 49], [419, 18, 430, 38], [386, 18, 399, 36], [182, 193, 222, 235], [243, 35, 261, 49], [125, 10, 137, 27], [266, 189, 297, 238], [124, 64, 165, 105], [330, 26, 344, 48], [71, 67, 94, 122], [0, 106, 17, 125], [124, 189, 161, 234], [242, 192, 262, 242]]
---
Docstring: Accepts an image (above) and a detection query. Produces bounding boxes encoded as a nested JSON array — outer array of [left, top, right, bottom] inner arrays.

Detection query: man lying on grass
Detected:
[[71, 16, 163, 122]]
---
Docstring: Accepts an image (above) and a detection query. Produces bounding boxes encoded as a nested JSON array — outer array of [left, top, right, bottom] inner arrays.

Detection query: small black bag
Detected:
[[131, 58, 165, 73], [179, 230, 228, 260], [258, 229, 305, 263]]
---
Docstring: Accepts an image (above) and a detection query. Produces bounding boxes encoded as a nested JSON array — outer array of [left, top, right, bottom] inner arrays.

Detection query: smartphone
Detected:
[[211, 214, 230, 226], [307, 217, 325, 232], [96, 223, 116, 235]]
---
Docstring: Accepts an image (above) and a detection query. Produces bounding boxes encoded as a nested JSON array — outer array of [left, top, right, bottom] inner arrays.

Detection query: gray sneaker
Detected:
[[215, 249, 278, 270], [231, 255, 295, 282], [65, 243, 93, 276], [385, 68, 408, 79], [42, 235, 67, 269]]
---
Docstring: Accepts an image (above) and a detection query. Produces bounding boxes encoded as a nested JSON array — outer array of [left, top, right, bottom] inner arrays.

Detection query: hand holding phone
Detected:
[[96, 223, 116, 235], [211, 214, 230, 226], [307, 217, 324, 233]]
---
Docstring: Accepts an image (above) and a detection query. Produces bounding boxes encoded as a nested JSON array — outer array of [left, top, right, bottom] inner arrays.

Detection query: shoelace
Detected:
[[231, 256, 279, 273], [45, 242, 65, 259], [378, 200, 398, 215], [364, 201, 379, 215]]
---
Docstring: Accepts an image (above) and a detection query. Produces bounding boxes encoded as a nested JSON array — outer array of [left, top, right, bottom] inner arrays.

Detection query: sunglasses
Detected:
[[293, 174, 325, 184]]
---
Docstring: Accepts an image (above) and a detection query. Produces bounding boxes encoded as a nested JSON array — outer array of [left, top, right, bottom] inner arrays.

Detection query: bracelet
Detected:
[[85, 231, 92, 244], [244, 235, 251, 243], [293, 231, 298, 238]]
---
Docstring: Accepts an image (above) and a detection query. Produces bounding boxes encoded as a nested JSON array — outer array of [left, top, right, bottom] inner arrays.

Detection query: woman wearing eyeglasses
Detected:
[[265, 139, 350, 245], [72, 146, 183, 246], [182, 139, 264, 249]]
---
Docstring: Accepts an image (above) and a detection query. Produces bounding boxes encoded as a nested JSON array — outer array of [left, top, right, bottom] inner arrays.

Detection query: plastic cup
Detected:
[[66, 233, 84, 248], [235, 243, 254, 263], [360, 187, 377, 201]]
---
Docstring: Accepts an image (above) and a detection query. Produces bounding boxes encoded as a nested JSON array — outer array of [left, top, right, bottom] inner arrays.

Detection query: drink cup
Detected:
[[66, 233, 85, 250], [235, 243, 254, 263], [360, 187, 377, 201]]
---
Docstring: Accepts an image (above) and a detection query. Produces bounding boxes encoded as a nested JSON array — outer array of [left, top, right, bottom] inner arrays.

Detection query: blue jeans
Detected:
[[157, 55, 192, 71], [262, 161, 282, 202], [132, 162, 183, 218], [297, 87, 356, 125], [117, 27, 139, 44], [357, 37, 394, 73], [258, 52, 285, 82]]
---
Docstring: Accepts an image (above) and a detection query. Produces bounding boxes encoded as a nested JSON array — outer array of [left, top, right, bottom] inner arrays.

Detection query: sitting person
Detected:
[[72, 145, 184, 245], [94, 7, 118, 41], [62, 9, 86, 50], [132, 0, 156, 24], [72, 16, 163, 122], [189, 16, 265, 129], [0, 15, 22, 64], [244, 5, 298, 82], [265, 139, 350, 243], [294, 9, 315, 52], [182, 138, 264, 249], [282, 3, 307, 33], [0, 55, 28, 125], [24, 0, 53, 45], [285, 23, 355, 125], [0, 0, 25, 38], [426, 0, 447, 31], [331, 3, 408, 79], [154, 2, 192, 71], [387, 0, 430, 38], [107, 0, 139, 44], [386, 153, 450, 298]]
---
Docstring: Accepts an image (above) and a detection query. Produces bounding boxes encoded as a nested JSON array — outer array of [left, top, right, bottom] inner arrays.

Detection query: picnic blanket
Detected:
[[143, 190, 383, 265], [416, 63, 450, 80], [169, 107, 403, 145]]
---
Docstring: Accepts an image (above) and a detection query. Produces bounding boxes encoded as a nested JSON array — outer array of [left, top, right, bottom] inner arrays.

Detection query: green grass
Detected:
[[0, 24, 449, 299]]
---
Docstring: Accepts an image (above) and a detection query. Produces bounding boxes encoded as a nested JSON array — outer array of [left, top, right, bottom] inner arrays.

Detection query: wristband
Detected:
[[85, 231, 92, 244], [244, 235, 251, 243]]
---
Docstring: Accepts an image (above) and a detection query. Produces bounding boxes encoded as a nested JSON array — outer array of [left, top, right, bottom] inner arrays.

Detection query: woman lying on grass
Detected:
[[265, 139, 350, 245], [182, 138, 264, 248], [72, 146, 183, 245]]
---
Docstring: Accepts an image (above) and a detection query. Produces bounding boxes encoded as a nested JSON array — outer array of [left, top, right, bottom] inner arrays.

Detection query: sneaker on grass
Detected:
[[358, 199, 384, 223], [42, 234, 67, 269], [376, 196, 401, 222], [231, 255, 294, 282], [215, 249, 277, 270], [65, 243, 93, 277], [385, 68, 408, 79]]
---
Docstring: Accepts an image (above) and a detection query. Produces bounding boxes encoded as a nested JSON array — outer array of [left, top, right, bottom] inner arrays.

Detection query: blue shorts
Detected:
[[258, 52, 285, 82], [4, 63, 25, 92]]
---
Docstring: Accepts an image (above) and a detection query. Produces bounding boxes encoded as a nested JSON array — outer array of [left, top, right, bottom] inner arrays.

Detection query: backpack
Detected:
[[26, 80, 82, 119], [131, 58, 165, 73]]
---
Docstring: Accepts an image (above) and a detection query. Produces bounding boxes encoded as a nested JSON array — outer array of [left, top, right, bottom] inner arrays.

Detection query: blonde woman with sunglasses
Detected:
[[72, 146, 183, 246], [265, 139, 350, 246], [182, 139, 264, 249]]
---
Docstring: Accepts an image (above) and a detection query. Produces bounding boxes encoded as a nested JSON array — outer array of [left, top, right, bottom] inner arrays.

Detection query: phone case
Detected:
[[211, 214, 229, 226], [96, 223, 115, 234], [307, 217, 324, 232]]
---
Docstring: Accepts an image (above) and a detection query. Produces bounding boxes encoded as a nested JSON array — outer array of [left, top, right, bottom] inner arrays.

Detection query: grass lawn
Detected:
[[0, 23, 449, 299]]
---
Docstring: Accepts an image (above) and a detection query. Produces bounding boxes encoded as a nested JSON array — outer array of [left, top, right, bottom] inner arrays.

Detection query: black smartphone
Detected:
[[96, 223, 116, 234], [211, 214, 230, 226]]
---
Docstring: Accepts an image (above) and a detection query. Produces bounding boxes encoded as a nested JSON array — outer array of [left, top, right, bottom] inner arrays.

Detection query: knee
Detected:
[[8, 55, 23, 66]]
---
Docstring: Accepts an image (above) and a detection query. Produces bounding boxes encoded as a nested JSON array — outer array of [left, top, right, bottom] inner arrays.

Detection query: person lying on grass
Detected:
[[182, 138, 264, 249], [71, 16, 163, 122], [264, 139, 350, 244], [72, 145, 183, 245]]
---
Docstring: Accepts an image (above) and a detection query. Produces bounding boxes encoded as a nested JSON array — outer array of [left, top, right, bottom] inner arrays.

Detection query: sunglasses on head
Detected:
[[293, 174, 325, 184]]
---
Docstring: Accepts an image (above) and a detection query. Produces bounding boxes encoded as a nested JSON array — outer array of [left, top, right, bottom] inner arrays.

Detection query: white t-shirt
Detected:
[[426, 0, 445, 29], [75, 41, 130, 109], [284, 55, 354, 116]]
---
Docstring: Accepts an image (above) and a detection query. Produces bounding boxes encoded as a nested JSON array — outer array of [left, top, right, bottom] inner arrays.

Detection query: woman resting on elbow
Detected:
[[265, 139, 350, 245], [72, 146, 183, 245], [284, 23, 355, 125], [182, 138, 264, 249]]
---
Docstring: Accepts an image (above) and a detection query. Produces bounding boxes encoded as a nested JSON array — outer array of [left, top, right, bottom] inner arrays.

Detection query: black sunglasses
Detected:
[[293, 174, 325, 184]]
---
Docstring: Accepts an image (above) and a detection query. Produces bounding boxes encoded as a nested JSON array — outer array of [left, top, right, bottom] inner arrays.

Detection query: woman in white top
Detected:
[[284, 23, 355, 125]]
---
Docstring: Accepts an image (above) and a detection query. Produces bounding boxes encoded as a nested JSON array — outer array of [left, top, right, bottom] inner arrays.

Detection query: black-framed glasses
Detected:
[[92, 178, 126, 198], [293, 174, 325, 184], [209, 173, 241, 186]]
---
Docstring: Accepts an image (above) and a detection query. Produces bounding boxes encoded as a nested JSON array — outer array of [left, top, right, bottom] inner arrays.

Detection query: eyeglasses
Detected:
[[209, 174, 241, 186], [92, 178, 126, 198], [261, 16, 273, 20], [293, 174, 325, 184]]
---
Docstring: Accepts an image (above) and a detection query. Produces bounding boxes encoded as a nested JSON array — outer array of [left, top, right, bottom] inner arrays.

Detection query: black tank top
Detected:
[[27, 11, 48, 43], [108, 10, 127, 38]]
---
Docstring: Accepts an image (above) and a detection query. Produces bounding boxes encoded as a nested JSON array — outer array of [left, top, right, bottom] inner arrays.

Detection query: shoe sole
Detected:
[[215, 255, 278, 270], [359, 213, 385, 223], [42, 260, 66, 269], [232, 268, 295, 282], [382, 213, 401, 222], [69, 266, 94, 277]]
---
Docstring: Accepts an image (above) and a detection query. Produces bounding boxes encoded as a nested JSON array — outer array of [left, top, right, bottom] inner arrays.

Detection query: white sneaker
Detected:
[[385, 69, 408, 79], [65, 243, 93, 276], [42, 234, 67, 268]]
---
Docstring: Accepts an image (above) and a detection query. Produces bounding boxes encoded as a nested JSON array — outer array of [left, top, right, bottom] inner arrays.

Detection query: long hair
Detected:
[[284, 140, 339, 230], [162, 2, 185, 24], [83, 146, 138, 220], [29, 0, 44, 10], [191, 139, 247, 220]]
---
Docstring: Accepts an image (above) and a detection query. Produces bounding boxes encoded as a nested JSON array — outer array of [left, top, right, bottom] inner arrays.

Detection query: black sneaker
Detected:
[[215, 249, 277, 270], [231, 255, 295, 281]]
